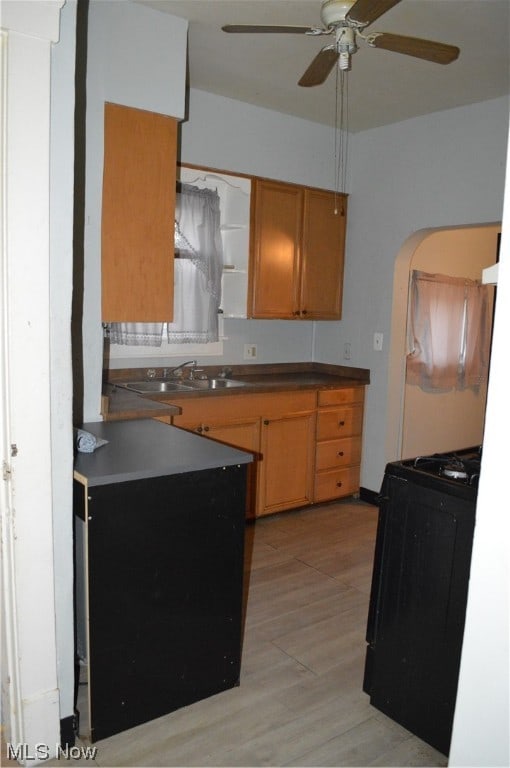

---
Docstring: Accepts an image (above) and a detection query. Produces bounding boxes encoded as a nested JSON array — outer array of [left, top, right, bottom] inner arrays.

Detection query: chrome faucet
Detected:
[[163, 360, 197, 379]]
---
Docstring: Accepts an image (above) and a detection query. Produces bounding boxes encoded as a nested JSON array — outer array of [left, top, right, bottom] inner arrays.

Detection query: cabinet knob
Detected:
[[263, 419, 270, 426], [204, 425, 210, 432], [336, 481, 343, 488], [338, 420, 345, 427], [302, 309, 308, 315], [196, 426, 203, 433], [337, 451, 344, 457]]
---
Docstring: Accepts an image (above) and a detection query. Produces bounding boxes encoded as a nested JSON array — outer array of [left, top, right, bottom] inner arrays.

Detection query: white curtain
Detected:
[[407, 270, 492, 392], [109, 183, 223, 346], [167, 184, 223, 343]]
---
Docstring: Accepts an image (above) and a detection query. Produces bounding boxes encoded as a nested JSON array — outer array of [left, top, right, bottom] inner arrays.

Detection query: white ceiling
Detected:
[[139, 0, 510, 132]]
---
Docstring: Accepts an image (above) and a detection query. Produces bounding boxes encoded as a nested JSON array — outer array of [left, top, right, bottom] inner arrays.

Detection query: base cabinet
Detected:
[[175, 417, 260, 519], [74, 464, 247, 743], [258, 411, 315, 517], [165, 385, 364, 517], [314, 387, 365, 503], [167, 391, 316, 518]]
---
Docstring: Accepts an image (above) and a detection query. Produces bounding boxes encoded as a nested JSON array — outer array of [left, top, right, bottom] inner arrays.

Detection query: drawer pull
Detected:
[[337, 451, 344, 457], [336, 481, 343, 488], [338, 420, 345, 427]]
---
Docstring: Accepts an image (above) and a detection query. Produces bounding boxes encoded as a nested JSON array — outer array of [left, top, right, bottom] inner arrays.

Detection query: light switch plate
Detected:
[[373, 333, 383, 351]]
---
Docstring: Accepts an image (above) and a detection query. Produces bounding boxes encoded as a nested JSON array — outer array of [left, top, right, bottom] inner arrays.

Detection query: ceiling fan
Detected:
[[222, 0, 460, 86]]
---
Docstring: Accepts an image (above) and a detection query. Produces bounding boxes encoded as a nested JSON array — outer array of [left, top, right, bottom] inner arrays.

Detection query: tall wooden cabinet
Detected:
[[101, 103, 177, 322], [249, 179, 347, 320]]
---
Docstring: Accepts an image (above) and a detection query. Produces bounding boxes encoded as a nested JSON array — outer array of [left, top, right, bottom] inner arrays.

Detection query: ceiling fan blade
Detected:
[[299, 48, 339, 87], [222, 24, 312, 34], [346, 0, 403, 26], [370, 33, 460, 64]]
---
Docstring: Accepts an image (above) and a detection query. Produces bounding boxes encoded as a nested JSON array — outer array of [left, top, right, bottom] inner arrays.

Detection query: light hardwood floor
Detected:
[[3, 499, 448, 767]]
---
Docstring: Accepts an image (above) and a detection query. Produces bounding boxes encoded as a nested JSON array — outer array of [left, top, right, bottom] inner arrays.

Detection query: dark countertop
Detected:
[[104, 388, 182, 421], [105, 362, 370, 420], [74, 419, 252, 487]]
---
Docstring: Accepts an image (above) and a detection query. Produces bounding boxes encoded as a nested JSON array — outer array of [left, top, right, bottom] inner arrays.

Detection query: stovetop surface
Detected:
[[387, 446, 482, 499]]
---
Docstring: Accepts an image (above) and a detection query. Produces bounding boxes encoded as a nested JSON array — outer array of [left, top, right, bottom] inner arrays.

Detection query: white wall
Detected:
[[449, 123, 510, 768], [181, 88, 340, 189], [314, 96, 509, 490], [83, 0, 188, 421], [1, 0, 65, 756], [50, 0, 77, 725]]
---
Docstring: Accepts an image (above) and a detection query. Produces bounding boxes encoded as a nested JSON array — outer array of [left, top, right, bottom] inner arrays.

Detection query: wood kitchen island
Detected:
[[73, 419, 252, 743]]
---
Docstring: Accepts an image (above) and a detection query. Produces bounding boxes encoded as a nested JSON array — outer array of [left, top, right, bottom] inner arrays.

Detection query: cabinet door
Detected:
[[102, 103, 177, 322], [301, 189, 346, 319], [202, 419, 259, 453], [249, 179, 302, 318], [176, 417, 260, 520], [258, 411, 315, 516]]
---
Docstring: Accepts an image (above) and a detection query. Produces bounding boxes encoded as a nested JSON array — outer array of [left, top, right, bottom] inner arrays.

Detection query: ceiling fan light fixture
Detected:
[[336, 27, 357, 69]]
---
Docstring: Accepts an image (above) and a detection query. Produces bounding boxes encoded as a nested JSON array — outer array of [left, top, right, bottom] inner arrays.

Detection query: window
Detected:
[[406, 270, 493, 392], [109, 184, 223, 347]]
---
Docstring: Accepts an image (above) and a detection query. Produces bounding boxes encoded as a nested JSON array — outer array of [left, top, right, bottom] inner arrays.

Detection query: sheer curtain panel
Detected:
[[168, 184, 223, 343], [109, 183, 223, 346], [407, 270, 492, 392]]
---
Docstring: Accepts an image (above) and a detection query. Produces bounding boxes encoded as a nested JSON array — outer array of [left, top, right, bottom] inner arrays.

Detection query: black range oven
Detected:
[[363, 447, 480, 755]]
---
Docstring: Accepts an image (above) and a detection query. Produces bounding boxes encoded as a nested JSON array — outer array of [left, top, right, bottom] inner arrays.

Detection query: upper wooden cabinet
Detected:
[[101, 103, 177, 322], [248, 178, 347, 320], [301, 188, 347, 319]]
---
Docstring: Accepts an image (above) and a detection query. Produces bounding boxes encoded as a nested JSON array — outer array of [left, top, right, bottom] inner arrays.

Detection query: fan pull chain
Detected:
[[333, 68, 349, 215]]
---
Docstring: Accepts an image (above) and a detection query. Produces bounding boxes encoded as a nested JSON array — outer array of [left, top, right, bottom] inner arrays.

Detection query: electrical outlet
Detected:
[[244, 344, 257, 360], [373, 332, 383, 351], [343, 342, 351, 360]]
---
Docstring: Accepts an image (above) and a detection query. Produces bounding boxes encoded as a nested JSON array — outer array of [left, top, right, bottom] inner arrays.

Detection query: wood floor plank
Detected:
[[287, 714, 419, 767]]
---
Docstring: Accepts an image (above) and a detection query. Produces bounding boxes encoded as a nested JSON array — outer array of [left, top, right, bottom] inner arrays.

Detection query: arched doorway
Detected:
[[384, 223, 499, 465]]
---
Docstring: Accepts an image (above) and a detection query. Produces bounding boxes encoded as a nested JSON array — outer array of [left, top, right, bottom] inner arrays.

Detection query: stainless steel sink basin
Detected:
[[187, 378, 247, 390], [117, 380, 194, 394]]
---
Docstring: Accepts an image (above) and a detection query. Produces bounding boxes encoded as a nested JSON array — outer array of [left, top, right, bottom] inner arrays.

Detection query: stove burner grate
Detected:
[[410, 448, 481, 486], [441, 463, 469, 481]]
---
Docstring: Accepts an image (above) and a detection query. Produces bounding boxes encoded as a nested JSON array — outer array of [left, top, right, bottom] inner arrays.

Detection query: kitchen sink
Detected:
[[116, 380, 195, 394], [186, 378, 248, 390]]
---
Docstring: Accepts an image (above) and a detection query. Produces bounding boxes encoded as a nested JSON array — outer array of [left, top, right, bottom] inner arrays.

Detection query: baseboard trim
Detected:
[[359, 487, 379, 506]]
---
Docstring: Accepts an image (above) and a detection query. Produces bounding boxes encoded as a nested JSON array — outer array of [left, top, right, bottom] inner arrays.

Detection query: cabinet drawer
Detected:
[[314, 466, 360, 502], [315, 436, 362, 471], [318, 387, 364, 407], [317, 405, 363, 440]]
